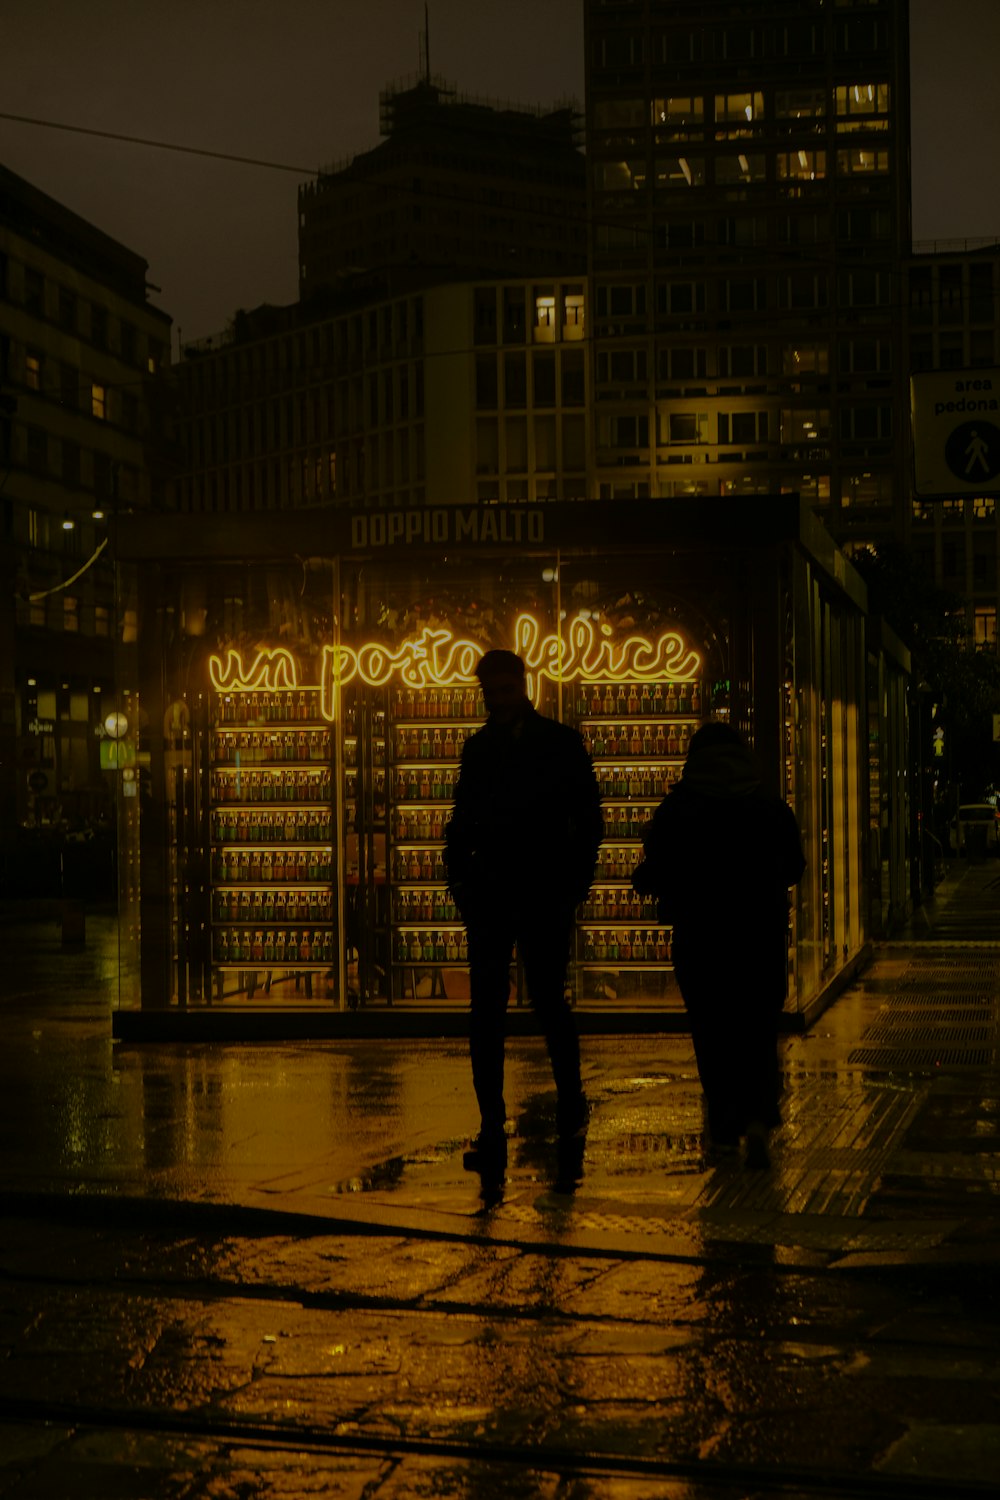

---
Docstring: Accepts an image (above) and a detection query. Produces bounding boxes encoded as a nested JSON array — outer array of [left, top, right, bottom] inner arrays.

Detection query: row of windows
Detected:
[[594, 206, 894, 252], [595, 341, 893, 383], [473, 285, 585, 346], [13, 344, 140, 430], [910, 330, 997, 371], [595, 271, 894, 318], [909, 263, 997, 326], [14, 426, 142, 505], [0, 252, 165, 371], [475, 415, 587, 474], [596, 407, 893, 449], [475, 351, 586, 410], [182, 296, 425, 403], [595, 83, 890, 137], [177, 431, 427, 509], [593, 17, 888, 70], [594, 146, 889, 192]]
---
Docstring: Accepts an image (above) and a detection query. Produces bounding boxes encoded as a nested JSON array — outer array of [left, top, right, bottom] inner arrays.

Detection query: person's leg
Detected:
[[673, 939, 742, 1145], [517, 904, 585, 1131], [467, 909, 515, 1137]]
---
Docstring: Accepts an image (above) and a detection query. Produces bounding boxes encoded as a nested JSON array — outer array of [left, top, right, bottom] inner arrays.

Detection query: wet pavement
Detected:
[[0, 863, 999, 1496]]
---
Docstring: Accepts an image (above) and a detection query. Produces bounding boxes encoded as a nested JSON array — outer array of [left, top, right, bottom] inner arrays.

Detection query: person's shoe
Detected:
[[745, 1123, 771, 1170], [556, 1090, 589, 1138], [463, 1128, 507, 1176]]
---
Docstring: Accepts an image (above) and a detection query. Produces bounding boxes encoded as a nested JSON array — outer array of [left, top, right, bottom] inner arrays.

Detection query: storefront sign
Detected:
[[27, 718, 55, 736], [349, 507, 544, 549], [209, 613, 702, 718]]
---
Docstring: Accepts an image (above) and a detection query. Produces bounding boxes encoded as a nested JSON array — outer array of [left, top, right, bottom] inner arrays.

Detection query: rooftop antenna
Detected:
[[421, 2, 430, 84]]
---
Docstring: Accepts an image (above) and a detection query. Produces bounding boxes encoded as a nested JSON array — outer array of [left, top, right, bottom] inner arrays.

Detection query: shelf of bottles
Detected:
[[209, 687, 336, 985], [571, 675, 703, 997], [389, 685, 484, 994]]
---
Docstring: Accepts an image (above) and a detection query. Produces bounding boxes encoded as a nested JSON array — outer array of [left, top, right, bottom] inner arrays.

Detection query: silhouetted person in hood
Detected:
[[632, 721, 805, 1168], [445, 649, 603, 1184]]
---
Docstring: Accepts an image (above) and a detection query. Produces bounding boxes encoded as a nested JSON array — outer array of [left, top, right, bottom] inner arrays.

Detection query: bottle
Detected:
[[691, 681, 702, 713], [409, 931, 422, 961]]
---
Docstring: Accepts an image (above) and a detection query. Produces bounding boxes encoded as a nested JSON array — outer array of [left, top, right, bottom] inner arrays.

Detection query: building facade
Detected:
[[904, 242, 1000, 646], [298, 76, 586, 306], [0, 164, 171, 877], [173, 278, 590, 514], [584, 0, 911, 545]]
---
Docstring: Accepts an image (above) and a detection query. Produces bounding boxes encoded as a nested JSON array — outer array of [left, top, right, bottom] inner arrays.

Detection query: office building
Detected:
[[0, 163, 171, 862], [584, 0, 911, 543]]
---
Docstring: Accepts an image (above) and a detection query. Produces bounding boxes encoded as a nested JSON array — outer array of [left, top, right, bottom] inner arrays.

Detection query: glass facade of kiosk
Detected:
[[112, 502, 906, 1022]]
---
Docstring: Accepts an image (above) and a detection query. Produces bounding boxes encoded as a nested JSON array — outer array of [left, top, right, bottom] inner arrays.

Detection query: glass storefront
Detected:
[[112, 499, 906, 1026]]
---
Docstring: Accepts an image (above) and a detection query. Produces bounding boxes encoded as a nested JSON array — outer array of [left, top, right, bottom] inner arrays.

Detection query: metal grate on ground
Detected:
[[862, 1020, 996, 1043], [848, 1044, 995, 1067]]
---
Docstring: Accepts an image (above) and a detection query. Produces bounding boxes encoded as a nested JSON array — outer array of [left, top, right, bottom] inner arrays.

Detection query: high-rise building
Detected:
[[298, 75, 586, 306], [584, 0, 911, 544], [0, 163, 171, 861]]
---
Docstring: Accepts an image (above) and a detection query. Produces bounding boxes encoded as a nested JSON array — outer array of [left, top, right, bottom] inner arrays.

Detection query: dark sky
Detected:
[[2, 0, 998, 346]]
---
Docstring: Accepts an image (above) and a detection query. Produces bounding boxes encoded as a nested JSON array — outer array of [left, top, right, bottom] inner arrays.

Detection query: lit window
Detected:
[[652, 96, 704, 138], [714, 91, 764, 134], [836, 148, 889, 175], [25, 352, 41, 390], [835, 83, 890, 131], [777, 150, 826, 180], [535, 295, 556, 328], [563, 291, 584, 335], [974, 496, 996, 520], [974, 607, 997, 650], [91, 383, 107, 420], [64, 596, 79, 633], [775, 88, 826, 121]]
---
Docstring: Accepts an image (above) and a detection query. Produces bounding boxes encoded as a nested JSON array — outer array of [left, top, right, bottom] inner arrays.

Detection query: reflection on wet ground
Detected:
[[1, 865, 1000, 1495]]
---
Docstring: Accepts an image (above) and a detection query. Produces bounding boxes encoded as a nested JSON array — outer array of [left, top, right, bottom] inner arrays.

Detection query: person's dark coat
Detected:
[[632, 734, 805, 1008], [632, 725, 805, 1142], [445, 704, 603, 916]]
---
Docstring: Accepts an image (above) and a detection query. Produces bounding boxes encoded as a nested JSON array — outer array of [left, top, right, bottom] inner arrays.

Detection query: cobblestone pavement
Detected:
[[0, 863, 998, 1496]]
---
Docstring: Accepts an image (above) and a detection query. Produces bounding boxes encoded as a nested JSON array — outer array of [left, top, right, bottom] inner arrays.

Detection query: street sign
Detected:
[[911, 368, 1000, 497]]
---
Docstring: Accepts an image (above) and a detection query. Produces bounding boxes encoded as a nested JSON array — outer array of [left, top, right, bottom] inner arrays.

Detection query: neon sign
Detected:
[[209, 613, 702, 718]]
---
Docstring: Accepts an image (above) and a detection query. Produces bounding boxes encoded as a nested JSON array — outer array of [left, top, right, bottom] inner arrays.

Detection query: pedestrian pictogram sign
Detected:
[[911, 368, 1000, 497]]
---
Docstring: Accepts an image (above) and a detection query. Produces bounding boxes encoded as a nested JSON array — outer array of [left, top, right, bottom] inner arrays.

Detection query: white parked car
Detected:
[[948, 804, 1000, 855]]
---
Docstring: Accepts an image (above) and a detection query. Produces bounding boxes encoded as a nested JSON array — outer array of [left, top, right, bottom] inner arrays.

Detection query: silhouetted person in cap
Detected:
[[445, 649, 603, 1182], [632, 721, 805, 1168]]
